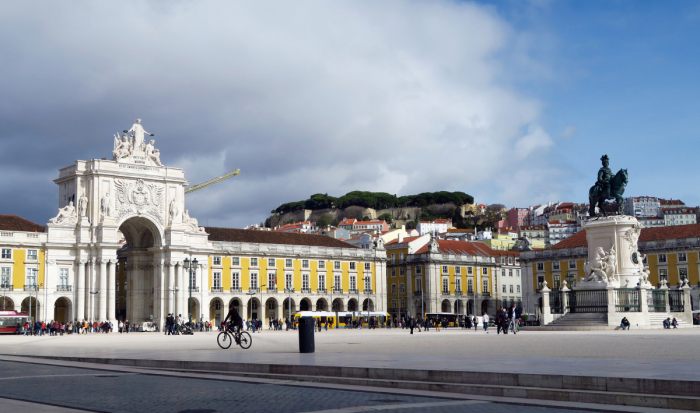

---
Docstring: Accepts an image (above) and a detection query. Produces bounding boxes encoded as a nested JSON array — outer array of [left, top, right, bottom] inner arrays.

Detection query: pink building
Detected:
[[506, 207, 529, 229]]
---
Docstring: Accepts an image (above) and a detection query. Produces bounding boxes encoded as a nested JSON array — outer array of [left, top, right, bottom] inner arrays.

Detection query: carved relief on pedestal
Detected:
[[115, 178, 164, 225], [584, 246, 618, 283], [182, 209, 206, 233]]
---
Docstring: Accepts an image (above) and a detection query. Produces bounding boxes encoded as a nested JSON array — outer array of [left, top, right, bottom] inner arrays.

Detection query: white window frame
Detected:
[[455, 267, 461, 275], [334, 261, 341, 270], [658, 254, 667, 263], [415, 278, 422, 292], [334, 274, 341, 290], [232, 272, 240, 290], [250, 258, 258, 267], [268, 273, 276, 290], [1, 249, 10, 259], [482, 267, 488, 275], [350, 275, 357, 291], [391, 268, 396, 277], [399, 267, 404, 276], [213, 271, 222, 289], [442, 265, 448, 274], [285, 273, 293, 290], [213, 256, 222, 266], [268, 258, 275, 267], [400, 283, 405, 293], [27, 250, 38, 261], [552, 262, 560, 270], [364, 262, 371, 271], [391, 284, 397, 294], [302, 274, 309, 290], [232, 257, 240, 266], [467, 267, 472, 275], [349, 262, 356, 271], [285, 259, 293, 268], [1, 267, 11, 287], [482, 278, 489, 293], [416, 266, 422, 274], [568, 260, 576, 269], [318, 261, 326, 270], [318, 274, 326, 290], [678, 253, 687, 262], [25, 268, 38, 287], [250, 272, 258, 289], [442, 277, 449, 293], [302, 260, 309, 269]]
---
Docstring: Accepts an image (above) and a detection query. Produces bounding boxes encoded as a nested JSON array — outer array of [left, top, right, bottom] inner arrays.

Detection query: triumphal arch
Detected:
[[46, 120, 209, 326]]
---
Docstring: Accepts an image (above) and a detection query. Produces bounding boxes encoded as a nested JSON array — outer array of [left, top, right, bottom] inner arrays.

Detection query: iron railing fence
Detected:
[[669, 289, 685, 312], [614, 288, 639, 312], [566, 290, 608, 313], [647, 289, 666, 312]]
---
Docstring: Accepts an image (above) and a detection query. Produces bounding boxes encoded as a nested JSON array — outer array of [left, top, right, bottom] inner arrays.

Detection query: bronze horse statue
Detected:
[[589, 169, 627, 217]]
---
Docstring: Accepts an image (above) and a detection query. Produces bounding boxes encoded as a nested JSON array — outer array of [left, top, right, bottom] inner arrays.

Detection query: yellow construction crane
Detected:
[[184, 169, 240, 195]]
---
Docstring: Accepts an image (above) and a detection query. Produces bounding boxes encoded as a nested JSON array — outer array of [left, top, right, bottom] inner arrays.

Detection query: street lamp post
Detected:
[[362, 276, 371, 323], [30, 283, 43, 324], [246, 284, 265, 324], [287, 286, 294, 324], [184, 256, 198, 324]]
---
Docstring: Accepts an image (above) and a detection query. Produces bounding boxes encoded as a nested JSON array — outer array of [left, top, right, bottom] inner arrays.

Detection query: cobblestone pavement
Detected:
[[0, 360, 620, 413]]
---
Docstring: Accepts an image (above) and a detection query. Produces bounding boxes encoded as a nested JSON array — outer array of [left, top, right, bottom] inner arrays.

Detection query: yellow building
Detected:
[[0, 215, 49, 319], [385, 234, 520, 320]]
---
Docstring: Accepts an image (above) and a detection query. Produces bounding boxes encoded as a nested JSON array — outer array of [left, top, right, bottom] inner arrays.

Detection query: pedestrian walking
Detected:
[[409, 316, 416, 334], [483, 312, 490, 333]]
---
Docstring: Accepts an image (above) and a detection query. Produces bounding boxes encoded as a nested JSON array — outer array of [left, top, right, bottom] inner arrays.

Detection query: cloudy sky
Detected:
[[1, 1, 699, 228]]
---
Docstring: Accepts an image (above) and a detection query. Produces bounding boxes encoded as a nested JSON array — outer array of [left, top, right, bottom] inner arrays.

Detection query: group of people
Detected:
[[663, 317, 679, 329], [18, 319, 118, 335]]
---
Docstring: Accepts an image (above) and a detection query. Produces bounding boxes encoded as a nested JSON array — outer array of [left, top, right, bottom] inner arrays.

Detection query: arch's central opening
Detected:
[[117, 217, 161, 323]]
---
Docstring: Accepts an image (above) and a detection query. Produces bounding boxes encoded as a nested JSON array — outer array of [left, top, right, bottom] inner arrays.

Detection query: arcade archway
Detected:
[[209, 298, 224, 326], [21, 297, 40, 321], [265, 297, 278, 321], [331, 298, 343, 312], [247, 297, 260, 320], [1, 296, 14, 311], [54, 297, 72, 323], [282, 298, 296, 319]]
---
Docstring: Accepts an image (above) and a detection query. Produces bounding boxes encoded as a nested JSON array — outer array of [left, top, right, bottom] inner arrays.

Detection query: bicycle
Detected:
[[217, 325, 252, 349]]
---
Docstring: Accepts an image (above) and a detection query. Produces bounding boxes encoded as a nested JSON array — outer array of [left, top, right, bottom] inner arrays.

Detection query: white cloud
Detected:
[[0, 1, 564, 226]]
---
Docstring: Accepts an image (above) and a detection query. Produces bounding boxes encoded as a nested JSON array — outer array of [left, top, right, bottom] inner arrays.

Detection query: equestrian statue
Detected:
[[588, 154, 628, 217]]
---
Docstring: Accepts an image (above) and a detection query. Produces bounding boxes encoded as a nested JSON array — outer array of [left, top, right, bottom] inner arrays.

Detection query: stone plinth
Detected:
[[578, 215, 644, 289]]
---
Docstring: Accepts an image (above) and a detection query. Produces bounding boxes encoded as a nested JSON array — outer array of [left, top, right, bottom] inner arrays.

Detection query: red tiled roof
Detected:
[[385, 236, 423, 245], [660, 199, 684, 206], [354, 220, 386, 225], [415, 239, 489, 255], [204, 227, 358, 248], [550, 230, 587, 249], [520, 225, 547, 230], [0, 215, 45, 232], [338, 219, 356, 226]]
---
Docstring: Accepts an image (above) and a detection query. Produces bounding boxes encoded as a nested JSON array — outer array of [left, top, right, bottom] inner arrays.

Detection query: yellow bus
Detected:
[[292, 311, 390, 328]]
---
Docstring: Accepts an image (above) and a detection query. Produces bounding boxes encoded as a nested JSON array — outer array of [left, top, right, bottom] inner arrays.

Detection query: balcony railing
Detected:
[[455, 289, 463, 296], [364, 289, 373, 294], [301, 288, 312, 294], [442, 290, 450, 295], [333, 287, 343, 293], [188, 286, 200, 293], [414, 290, 423, 296], [211, 287, 223, 293], [230, 287, 242, 293], [467, 289, 474, 294], [317, 288, 327, 294], [284, 288, 295, 293], [0, 284, 13, 290], [56, 285, 72, 292], [481, 291, 490, 296], [24, 285, 39, 291], [349, 288, 359, 294], [249, 287, 259, 293]]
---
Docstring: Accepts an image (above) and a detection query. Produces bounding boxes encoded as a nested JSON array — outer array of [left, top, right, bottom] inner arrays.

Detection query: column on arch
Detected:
[[75, 260, 85, 321], [154, 259, 165, 328], [98, 259, 107, 321], [107, 259, 116, 322], [177, 262, 186, 319], [166, 261, 175, 316]]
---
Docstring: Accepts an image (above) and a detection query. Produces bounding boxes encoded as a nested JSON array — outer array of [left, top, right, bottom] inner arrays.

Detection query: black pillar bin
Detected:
[[298, 316, 315, 353]]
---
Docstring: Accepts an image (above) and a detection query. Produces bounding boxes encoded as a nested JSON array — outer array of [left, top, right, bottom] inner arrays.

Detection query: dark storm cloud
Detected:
[[0, 1, 561, 227]]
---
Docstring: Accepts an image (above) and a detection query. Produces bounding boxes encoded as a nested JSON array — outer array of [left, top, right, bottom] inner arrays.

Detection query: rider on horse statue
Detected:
[[594, 155, 613, 197], [589, 154, 628, 217]]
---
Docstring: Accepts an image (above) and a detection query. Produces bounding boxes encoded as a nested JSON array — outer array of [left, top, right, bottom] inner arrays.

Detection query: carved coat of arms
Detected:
[[114, 179, 164, 224]]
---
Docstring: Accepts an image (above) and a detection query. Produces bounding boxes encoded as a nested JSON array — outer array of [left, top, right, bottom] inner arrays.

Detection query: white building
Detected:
[[623, 196, 660, 217], [662, 207, 697, 226], [416, 219, 452, 236]]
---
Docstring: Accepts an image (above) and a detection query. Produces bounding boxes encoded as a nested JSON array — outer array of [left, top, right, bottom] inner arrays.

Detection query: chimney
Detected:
[[398, 233, 404, 243]]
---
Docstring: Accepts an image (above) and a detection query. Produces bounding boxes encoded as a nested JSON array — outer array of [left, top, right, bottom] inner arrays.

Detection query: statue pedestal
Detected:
[[580, 215, 644, 289]]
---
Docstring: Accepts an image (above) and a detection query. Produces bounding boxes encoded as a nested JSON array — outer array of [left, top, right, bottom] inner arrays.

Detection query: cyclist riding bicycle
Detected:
[[222, 302, 243, 338]]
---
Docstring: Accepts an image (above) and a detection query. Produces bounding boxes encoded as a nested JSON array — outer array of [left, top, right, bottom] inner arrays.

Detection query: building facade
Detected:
[[0, 122, 388, 328]]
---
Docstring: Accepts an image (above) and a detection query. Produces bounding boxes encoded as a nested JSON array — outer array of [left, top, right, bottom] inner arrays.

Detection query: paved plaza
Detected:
[[1, 328, 700, 412]]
